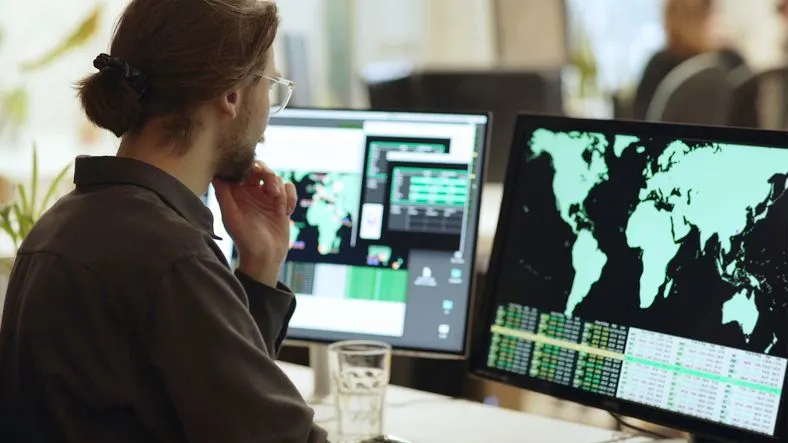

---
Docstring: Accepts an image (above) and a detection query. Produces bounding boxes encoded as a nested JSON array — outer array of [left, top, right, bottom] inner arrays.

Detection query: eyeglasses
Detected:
[[261, 75, 295, 114]]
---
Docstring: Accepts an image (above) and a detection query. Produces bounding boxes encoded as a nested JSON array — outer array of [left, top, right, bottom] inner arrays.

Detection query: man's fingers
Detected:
[[212, 179, 239, 215], [243, 160, 291, 216], [275, 175, 287, 216], [284, 181, 297, 216], [247, 161, 280, 197]]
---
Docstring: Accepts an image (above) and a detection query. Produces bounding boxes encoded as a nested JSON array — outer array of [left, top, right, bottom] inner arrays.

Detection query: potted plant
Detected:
[[0, 144, 72, 313], [0, 5, 101, 318]]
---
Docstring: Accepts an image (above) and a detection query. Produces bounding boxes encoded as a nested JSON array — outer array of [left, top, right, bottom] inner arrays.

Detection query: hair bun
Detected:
[[91, 53, 148, 96]]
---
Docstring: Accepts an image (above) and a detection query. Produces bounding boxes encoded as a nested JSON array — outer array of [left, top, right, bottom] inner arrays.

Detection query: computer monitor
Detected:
[[207, 108, 489, 395], [202, 185, 234, 264], [470, 115, 788, 442]]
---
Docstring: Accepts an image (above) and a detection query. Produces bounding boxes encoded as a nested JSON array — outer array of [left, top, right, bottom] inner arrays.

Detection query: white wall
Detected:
[[353, 0, 425, 65], [494, 0, 568, 69], [274, 0, 331, 106], [421, 0, 496, 68], [351, 0, 495, 70]]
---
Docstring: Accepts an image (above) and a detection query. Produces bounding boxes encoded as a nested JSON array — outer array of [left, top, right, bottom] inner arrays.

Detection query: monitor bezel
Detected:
[[469, 113, 788, 442], [275, 106, 493, 359]]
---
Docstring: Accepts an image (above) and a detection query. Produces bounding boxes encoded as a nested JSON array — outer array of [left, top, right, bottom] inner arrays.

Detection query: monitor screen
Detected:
[[202, 185, 234, 265], [248, 108, 488, 355], [470, 115, 788, 441]]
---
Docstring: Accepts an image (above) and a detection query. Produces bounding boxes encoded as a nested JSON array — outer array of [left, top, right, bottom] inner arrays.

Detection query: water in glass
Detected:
[[334, 366, 387, 442]]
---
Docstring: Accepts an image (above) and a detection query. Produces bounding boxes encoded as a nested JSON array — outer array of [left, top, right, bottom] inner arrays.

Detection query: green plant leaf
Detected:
[[11, 202, 33, 240], [10, 203, 23, 237], [0, 206, 18, 249], [20, 4, 103, 72], [0, 88, 30, 135], [30, 144, 38, 216], [38, 162, 72, 218], [16, 184, 29, 217], [19, 214, 34, 239], [0, 205, 11, 224]]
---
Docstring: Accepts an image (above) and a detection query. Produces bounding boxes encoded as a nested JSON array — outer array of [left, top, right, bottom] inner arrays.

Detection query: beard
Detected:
[[214, 105, 259, 183]]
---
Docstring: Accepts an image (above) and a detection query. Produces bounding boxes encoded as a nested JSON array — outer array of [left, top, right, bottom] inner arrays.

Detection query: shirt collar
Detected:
[[73, 156, 220, 240]]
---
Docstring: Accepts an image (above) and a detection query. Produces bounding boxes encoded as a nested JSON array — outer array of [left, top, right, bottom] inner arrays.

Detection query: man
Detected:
[[0, 0, 328, 442]]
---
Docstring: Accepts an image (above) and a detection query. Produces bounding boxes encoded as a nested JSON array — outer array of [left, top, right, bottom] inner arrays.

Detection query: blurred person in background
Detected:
[[632, 0, 747, 120]]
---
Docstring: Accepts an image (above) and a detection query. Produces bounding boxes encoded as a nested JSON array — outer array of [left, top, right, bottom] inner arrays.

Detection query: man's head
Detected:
[[664, 0, 719, 57], [77, 0, 286, 182]]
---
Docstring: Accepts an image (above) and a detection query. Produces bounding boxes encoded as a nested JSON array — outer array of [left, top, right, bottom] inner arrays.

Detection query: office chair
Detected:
[[728, 65, 788, 130], [646, 53, 732, 125]]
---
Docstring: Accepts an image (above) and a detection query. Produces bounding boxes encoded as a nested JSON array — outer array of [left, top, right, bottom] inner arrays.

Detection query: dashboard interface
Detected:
[[254, 109, 487, 354], [472, 117, 788, 440]]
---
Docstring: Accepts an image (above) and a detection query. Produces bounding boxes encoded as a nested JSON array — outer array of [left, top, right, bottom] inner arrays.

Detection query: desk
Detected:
[[278, 362, 650, 443]]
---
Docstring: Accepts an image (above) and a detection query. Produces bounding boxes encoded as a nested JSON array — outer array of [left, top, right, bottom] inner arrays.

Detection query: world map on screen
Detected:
[[526, 129, 788, 353], [279, 171, 362, 255]]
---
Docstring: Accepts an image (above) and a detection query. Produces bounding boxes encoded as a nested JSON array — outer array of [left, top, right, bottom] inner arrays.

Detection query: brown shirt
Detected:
[[0, 156, 328, 443]]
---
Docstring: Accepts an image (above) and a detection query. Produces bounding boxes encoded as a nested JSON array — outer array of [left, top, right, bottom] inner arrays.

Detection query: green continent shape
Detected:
[[529, 129, 610, 232], [528, 129, 610, 317], [640, 141, 785, 254], [614, 135, 640, 157], [628, 140, 787, 340], [304, 172, 362, 255], [625, 200, 681, 309], [368, 245, 392, 265]]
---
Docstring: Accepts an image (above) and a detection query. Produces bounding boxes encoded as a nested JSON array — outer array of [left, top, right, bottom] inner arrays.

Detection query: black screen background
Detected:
[[471, 119, 788, 441]]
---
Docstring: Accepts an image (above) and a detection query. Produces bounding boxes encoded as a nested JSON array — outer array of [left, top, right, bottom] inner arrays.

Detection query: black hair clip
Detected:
[[93, 53, 148, 97]]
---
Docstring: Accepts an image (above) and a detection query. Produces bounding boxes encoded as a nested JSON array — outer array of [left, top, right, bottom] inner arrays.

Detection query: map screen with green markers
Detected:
[[245, 109, 488, 355], [474, 118, 788, 440]]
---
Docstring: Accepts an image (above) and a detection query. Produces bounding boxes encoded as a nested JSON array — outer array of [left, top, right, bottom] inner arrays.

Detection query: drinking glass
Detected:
[[328, 340, 392, 442]]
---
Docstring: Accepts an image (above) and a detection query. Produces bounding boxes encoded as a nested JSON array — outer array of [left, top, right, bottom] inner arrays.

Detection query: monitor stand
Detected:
[[307, 344, 332, 405]]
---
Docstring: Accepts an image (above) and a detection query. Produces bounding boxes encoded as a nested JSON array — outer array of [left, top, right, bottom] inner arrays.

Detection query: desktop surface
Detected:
[[254, 108, 489, 356], [470, 115, 788, 442], [277, 361, 640, 443]]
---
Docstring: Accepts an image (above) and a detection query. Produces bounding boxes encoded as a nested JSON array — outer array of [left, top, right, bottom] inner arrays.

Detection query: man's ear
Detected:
[[216, 87, 242, 119]]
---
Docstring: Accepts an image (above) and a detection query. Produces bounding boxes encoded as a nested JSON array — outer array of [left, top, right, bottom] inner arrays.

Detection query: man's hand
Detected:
[[213, 161, 297, 287]]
